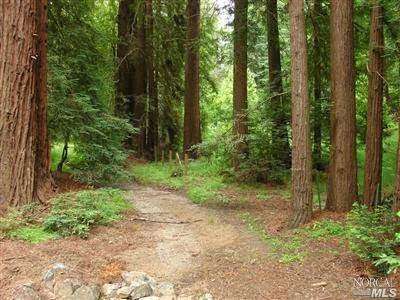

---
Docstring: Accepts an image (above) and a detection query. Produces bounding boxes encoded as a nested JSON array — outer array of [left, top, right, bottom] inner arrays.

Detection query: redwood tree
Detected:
[[116, 0, 147, 156], [183, 0, 202, 157], [116, 0, 136, 117], [289, 0, 313, 227], [327, 0, 358, 212], [233, 0, 249, 167], [266, 0, 290, 168], [0, 0, 53, 206], [145, 0, 159, 160], [364, 1, 384, 207]]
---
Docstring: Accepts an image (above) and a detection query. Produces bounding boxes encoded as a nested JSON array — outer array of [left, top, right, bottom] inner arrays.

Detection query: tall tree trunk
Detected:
[[145, 0, 159, 160], [0, 0, 53, 206], [312, 0, 323, 170], [364, 1, 384, 207], [289, 0, 313, 227], [183, 0, 202, 158], [233, 0, 249, 168], [326, 0, 358, 212], [116, 0, 136, 118], [266, 0, 290, 168], [133, 6, 147, 157]]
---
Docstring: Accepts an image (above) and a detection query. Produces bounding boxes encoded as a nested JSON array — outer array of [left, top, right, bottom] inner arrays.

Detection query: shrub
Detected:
[[43, 189, 131, 238], [347, 204, 400, 274]]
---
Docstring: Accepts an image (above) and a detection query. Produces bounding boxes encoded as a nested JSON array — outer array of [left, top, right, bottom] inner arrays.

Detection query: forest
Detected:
[[0, 0, 399, 299]]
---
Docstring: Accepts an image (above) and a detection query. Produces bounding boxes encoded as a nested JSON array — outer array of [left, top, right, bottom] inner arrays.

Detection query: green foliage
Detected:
[[48, 0, 133, 185], [0, 204, 41, 239], [44, 189, 131, 238], [306, 219, 347, 240], [8, 226, 58, 244], [347, 204, 400, 274]]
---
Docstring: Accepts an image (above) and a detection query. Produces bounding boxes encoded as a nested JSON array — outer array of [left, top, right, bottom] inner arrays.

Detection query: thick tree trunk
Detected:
[[289, 0, 313, 227], [233, 0, 249, 168], [326, 0, 358, 212], [0, 0, 53, 206], [145, 0, 159, 160], [116, 0, 147, 156], [133, 8, 147, 158], [116, 0, 136, 118], [266, 0, 290, 168], [183, 0, 202, 158], [364, 2, 384, 207], [312, 0, 323, 171]]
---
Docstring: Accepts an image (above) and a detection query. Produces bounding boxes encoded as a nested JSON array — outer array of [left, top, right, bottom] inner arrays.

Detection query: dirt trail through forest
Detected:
[[0, 184, 369, 299], [118, 185, 358, 299]]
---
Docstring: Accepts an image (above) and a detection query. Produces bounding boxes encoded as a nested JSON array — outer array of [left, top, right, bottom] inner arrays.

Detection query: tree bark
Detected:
[[116, 0, 136, 118], [145, 0, 159, 160], [364, 1, 384, 207], [326, 0, 358, 212], [289, 0, 313, 227], [0, 0, 53, 206], [312, 0, 323, 171], [183, 0, 202, 158], [233, 0, 249, 168], [116, 0, 147, 156], [133, 5, 147, 157], [266, 0, 290, 168]]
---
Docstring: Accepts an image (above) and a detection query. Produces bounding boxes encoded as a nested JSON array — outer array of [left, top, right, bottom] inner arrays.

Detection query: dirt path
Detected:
[[118, 185, 359, 299], [0, 184, 372, 299]]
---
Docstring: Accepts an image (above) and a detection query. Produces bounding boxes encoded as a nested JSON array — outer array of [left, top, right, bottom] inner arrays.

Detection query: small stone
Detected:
[[130, 281, 153, 300], [54, 280, 74, 299], [116, 286, 134, 299], [73, 285, 100, 300], [43, 263, 67, 283], [102, 283, 122, 298], [311, 281, 328, 287], [155, 282, 175, 297], [121, 271, 155, 285], [13, 286, 41, 300], [198, 293, 213, 300]]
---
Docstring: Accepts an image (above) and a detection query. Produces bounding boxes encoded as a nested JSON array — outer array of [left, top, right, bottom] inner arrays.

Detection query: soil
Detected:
[[0, 184, 398, 299]]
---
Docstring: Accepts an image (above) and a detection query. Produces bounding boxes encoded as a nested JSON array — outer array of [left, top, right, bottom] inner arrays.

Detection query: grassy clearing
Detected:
[[131, 159, 228, 204], [0, 188, 131, 242]]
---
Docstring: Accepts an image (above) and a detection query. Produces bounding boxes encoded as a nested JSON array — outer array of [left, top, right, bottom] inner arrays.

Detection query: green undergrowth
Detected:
[[0, 188, 131, 243], [241, 212, 348, 265], [131, 159, 228, 204], [241, 206, 400, 274]]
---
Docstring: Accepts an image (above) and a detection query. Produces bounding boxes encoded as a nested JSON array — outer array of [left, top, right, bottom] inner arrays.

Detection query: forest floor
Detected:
[[2, 174, 394, 299]]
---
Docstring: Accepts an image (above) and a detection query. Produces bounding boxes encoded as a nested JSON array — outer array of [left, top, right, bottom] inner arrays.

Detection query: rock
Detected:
[[43, 263, 67, 283], [102, 283, 122, 298], [130, 281, 153, 300], [176, 296, 194, 300], [116, 286, 134, 299], [198, 293, 213, 300], [121, 271, 155, 286], [13, 285, 41, 300], [54, 280, 74, 299], [155, 282, 175, 297], [141, 297, 161, 300], [72, 285, 100, 300]]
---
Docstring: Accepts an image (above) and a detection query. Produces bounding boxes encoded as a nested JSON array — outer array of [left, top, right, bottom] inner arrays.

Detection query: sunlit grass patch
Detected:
[[9, 226, 58, 243]]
